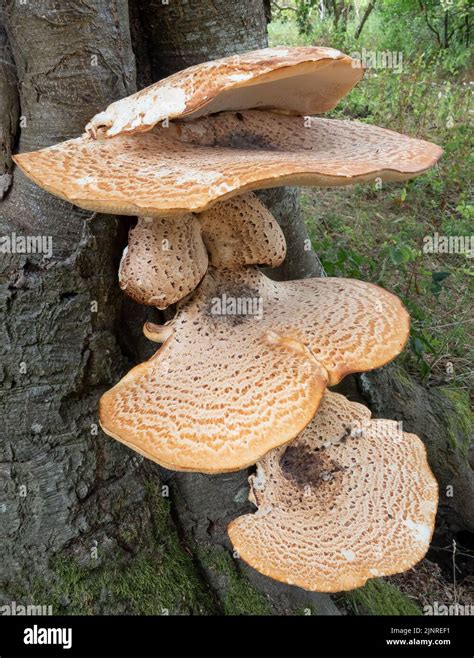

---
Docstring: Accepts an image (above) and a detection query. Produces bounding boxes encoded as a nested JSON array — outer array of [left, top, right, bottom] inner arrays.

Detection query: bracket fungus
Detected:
[[12, 46, 441, 591], [118, 214, 208, 308], [85, 46, 364, 139], [99, 266, 409, 472], [13, 111, 442, 218], [228, 391, 438, 592]]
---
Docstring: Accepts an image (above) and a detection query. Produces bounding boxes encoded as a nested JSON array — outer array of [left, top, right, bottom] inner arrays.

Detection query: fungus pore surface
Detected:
[[228, 391, 438, 592], [99, 267, 410, 472]]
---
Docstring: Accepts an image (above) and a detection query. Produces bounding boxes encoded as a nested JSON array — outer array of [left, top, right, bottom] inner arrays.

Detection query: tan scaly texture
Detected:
[[13, 111, 442, 217], [118, 215, 208, 308], [228, 391, 438, 592], [85, 46, 363, 138], [99, 267, 409, 473], [198, 192, 286, 268]]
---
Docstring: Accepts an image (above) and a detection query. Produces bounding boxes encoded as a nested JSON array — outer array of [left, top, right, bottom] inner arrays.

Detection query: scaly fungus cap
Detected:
[[198, 192, 286, 269], [12, 111, 442, 217], [99, 267, 410, 472], [85, 46, 364, 139], [118, 215, 208, 308], [228, 391, 438, 591]]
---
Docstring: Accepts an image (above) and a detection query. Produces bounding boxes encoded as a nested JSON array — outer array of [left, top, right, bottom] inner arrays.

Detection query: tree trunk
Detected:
[[354, 0, 375, 40], [1, 0, 471, 618], [443, 10, 449, 48], [129, 0, 337, 616], [0, 0, 335, 615]]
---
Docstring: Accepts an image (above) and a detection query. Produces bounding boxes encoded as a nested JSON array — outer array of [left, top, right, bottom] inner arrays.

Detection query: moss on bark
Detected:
[[342, 579, 422, 616], [7, 482, 217, 615], [197, 547, 272, 616]]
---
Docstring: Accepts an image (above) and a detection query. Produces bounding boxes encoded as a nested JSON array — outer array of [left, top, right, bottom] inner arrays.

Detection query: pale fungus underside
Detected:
[[85, 46, 364, 139]]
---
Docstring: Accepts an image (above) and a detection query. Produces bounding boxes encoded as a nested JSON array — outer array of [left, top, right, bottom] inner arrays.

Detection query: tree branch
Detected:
[[270, 1, 297, 13], [418, 0, 441, 46], [355, 0, 376, 40]]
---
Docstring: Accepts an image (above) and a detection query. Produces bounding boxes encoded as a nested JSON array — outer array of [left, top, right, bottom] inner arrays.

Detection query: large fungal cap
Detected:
[[228, 391, 438, 592], [118, 215, 208, 308], [198, 192, 286, 268], [99, 267, 409, 473], [85, 46, 363, 139], [13, 111, 442, 217]]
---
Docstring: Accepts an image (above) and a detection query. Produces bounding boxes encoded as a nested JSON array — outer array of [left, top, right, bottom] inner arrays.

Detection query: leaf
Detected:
[[411, 336, 426, 357], [389, 245, 413, 266], [431, 271, 450, 283]]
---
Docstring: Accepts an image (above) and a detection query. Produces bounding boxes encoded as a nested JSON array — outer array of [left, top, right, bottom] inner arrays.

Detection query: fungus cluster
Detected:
[[14, 47, 441, 592]]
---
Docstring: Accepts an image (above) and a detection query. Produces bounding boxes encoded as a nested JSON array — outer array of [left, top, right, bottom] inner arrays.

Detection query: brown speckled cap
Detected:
[[228, 391, 438, 591], [84, 46, 364, 139], [13, 110, 442, 217], [99, 267, 410, 473], [199, 192, 286, 269], [118, 215, 208, 309]]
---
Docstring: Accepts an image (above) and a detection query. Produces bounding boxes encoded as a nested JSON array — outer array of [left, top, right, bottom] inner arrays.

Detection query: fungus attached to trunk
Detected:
[[13, 111, 442, 217], [198, 192, 286, 269], [11, 44, 442, 592], [228, 391, 438, 592], [119, 215, 208, 308], [85, 46, 364, 139], [99, 266, 409, 472]]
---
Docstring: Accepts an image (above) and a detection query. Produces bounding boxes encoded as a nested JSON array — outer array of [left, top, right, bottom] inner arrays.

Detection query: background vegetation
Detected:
[[269, 0, 473, 392]]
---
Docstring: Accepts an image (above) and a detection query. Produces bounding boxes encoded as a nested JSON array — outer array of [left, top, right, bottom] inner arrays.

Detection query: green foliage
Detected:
[[276, 0, 472, 387], [342, 579, 422, 615], [197, 547, 271, 616], [270, 0, 472, 67]]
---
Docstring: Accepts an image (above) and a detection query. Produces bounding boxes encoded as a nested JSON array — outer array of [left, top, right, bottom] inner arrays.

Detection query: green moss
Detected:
[[21, 482, 216, 615], [197, 547, 271, 616], [439, 388, 473, 456], [391, 365, 416, 392], [343, 579, 422, 616]]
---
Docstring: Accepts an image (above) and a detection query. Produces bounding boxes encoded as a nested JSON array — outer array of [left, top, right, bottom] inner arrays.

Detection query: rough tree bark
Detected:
[[130, 0, 337, 615], [0, 0, 197, 614], [1, 0, 471, 617], [0, 19, 18, 199]]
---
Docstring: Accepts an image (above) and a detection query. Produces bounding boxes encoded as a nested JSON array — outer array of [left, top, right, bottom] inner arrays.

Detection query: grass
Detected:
[[269, 14, 473, 390], [340, 578, 422, 616]]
